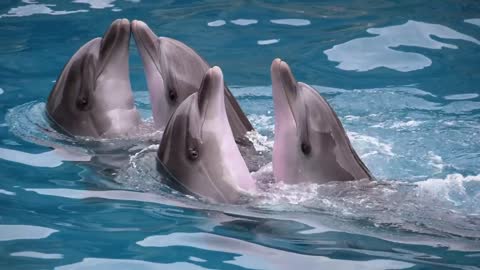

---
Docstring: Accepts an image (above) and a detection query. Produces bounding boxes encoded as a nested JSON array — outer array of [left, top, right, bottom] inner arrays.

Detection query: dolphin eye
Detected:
[[301, 142, 311, 155], [168, 89, 177, 102], [76, 96, 89, 110], [188, 147, 199, 161]]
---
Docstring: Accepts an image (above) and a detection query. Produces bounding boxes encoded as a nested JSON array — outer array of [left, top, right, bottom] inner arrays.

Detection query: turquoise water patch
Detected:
[[1, 0, 480, 269]]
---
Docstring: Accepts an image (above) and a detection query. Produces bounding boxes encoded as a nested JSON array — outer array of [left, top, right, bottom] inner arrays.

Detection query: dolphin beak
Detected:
[[132, 20, 160, 68], [198, 66, 225, 119], [96, 18, 131, 77], [100, 18, 130, 59], [271, 58, 298, 128]]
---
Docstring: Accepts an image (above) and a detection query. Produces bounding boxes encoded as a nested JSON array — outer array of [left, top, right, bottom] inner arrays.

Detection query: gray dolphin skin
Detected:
[[46, 19, 140, 137], [157, 66, 256, 203], [131, 20, 253, 141], [271, 59, 373, 184]]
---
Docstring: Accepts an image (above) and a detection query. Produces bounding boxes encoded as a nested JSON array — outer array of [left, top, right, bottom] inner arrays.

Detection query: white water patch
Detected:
[[348, 132, 395, 157], [189, 256, 207, 263], [137, 232, 413, 270], [444, 93, 479, 100], [427, 151, 445, 171], [271, 19, 311, 26], [0, 189, 15, 196], [0, 88, 3, 95], [441, 100, 480, 114], [73, 0, 116, 9], [465, 18, 480, 27], [0, 4, 87, 18], [324, 20, 480, 72], [230, 19, 257, 26], [344, 115, 360, 121], [11, 251, 63, 259], [55, 258, 208, 270], [389, 120, 423, 129], [0, 225, 57, 241], [207, 20, 225, 27], [245, 131, 273, 152], [0, 147, 91, 168], [257, 39, 280, 45], [416, 174, 480, 208], [247, 114, 274, 131]]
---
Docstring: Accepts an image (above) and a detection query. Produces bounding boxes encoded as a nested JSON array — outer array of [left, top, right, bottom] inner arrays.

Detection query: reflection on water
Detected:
[[10, 251, 63, 260], [270, 18, 311, 26], [0, 3, 87, 18], [0, 225, 57, 241], [230, 19, 258, 26], [325, 20, 480, 72], [137, 232, 414, 270], [465, 18, 480, 27], [0, 147, 90, 168]]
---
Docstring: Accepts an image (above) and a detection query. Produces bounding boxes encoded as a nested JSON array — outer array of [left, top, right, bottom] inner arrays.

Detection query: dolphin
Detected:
[[157, 66, 256, 203], [131, 20, 253, 142], [271, 59, 373, 184], [46, 19, 140, 137]]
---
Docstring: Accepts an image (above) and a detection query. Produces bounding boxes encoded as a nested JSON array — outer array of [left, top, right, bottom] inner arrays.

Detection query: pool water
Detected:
[[1, 0, 480, 269]]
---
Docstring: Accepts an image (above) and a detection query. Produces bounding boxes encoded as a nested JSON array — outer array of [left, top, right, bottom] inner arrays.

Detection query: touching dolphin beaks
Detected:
[[132, 20, 253, 141], [46, 19, 140, 138], [157, 66, 256, 203], [271, 58, 373, 184]]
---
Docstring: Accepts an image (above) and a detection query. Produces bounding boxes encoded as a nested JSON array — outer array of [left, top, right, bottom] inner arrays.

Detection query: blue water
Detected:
[[1, 0, 480, 269]]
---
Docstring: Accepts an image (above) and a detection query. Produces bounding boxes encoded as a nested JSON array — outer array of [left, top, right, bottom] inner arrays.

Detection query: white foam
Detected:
[[390, 120, 423, 129], [324, 20, 480, 72], [0, 147, 91, 168], [207, 20, 225, 27], [0, 4, 87, 18], [271, 19, 311, 26], [55, 258, 208, 270], [245, 131, 273, 152], [257, 39, 280, 45], [416, 174, 480, 206], [444, 93, 479, 100], [11, 251, 63, 259], [465, 18, 480, 27], [0, 88, 3, 95], [137, 232, 413, 270], [427, 151, 445, 171], [344, 115, 360, 121], [0, 225, 57, 241], [73, 0, 116, 9], [230, 19, 257, 26], [247, 114, 274, 131], [348, 132, 395, 157]]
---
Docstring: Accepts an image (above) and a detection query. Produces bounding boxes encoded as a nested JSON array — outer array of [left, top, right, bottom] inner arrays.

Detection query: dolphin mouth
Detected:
[[96, 18, 131, 79], [131, 20, 163, 77]]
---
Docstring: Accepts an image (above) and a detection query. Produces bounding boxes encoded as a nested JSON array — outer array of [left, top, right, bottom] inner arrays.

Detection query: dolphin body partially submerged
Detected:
[[271, 59, 373, 184], [46, 19, 140, 137], [157, 67, 256, 203], [131, 20, 253, 142]]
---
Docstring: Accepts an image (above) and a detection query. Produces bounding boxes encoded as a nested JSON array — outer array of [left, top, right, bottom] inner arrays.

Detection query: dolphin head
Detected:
[[271, 59, 372, 184], [132, 20, 210, 130], [157, 67, 256, 203], [47, 19, 140, 137]]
